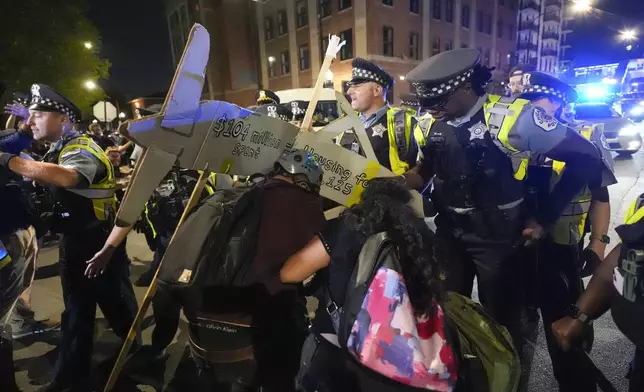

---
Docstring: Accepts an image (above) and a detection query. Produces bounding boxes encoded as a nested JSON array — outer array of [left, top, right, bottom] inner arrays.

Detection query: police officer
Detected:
[[520, 72, 616, 392], [254, 89, 292, 121], [400, 49, 602, 348], [0, 84, 138, 392], [553, 193, 644, 391], [339, 58, 418, 176], [508, 64, 536, 98]]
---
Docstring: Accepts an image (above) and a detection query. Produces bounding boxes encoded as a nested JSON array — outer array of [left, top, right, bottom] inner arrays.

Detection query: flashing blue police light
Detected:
[[582, 85, 608, 100]]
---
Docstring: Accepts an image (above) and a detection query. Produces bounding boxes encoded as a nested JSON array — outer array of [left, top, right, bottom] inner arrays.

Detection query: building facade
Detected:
[[515, 0, 572, 75], [166, 0, 518, 107]]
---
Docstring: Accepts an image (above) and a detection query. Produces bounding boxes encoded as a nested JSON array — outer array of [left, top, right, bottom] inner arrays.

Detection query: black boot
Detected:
[[0, 333, 21, 392]]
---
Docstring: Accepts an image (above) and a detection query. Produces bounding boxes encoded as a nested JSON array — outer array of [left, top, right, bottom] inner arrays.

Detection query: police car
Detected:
[[575, 102, 643, 155]]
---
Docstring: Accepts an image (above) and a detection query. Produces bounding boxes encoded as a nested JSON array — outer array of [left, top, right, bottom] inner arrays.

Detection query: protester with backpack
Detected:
[[154, 148, 327, 391], [281, 178, 459, 392]]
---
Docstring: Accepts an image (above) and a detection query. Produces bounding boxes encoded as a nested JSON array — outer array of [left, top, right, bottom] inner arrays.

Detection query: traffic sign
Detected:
[[93, 101, 118, 122]]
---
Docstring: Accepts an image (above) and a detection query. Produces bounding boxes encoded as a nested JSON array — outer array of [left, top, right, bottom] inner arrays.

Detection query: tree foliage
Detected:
[[0, 0, 110, 114]]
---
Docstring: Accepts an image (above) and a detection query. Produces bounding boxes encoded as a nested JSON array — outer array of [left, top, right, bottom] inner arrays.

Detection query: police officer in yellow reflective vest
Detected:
[[399, 49, 602, 349], [0, 84, 138, 392], [553, 193, 644, 391], [339, 58, 418, 176], [519, 72, 617, 392]]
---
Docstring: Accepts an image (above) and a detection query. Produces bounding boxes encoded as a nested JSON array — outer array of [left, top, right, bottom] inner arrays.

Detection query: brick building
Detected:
[[166, 0, 519, 107]]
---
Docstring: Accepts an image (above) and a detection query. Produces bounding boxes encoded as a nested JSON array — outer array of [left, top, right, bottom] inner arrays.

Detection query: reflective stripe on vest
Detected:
[[625, 194, 644, 225], [415, 96, 529, 181], [550, 125, 595, 245], [144, 201, 158, 239], [58, 136, 117, 222], [0, 240, 12, 270], [337, 107, 415, 175]]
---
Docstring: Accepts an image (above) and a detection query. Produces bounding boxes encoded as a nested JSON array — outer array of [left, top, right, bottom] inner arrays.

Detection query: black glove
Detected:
[[580, 248, 602, 278]]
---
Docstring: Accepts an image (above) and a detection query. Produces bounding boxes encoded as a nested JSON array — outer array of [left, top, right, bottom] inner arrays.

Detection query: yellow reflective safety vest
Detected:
[[549, 125, 595, 245], [0, 239, 11, 270], [624, 194, 644, 226], [56, 136, 117, 224], [336, 107, 416, 175], [414, 95, 530, 181]]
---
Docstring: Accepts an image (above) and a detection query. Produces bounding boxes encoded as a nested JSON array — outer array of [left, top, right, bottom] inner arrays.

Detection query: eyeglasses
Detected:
[[421, 87, 459, 111]]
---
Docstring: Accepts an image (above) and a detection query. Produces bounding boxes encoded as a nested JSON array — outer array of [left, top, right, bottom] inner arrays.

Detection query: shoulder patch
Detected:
[[532, 108, 558, 132], [60, 147, 81, 160]]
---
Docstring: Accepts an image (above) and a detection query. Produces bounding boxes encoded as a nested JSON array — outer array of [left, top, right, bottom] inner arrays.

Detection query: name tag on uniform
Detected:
[[613, 267, 624, 295]]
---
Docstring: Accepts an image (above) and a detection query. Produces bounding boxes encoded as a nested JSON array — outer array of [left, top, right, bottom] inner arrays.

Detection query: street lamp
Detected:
[[399, 75, 405, 81], [84, 41, 93, 50], [324, 70, 334, 88], [268, 56, 276, 63], [119, 112, 126, 119], [571, 0, 592, 13], [620, 29, 638, 41], [84, 80, 97, 90]]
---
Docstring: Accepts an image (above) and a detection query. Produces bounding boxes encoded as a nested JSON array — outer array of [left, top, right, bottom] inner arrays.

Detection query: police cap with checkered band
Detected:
[[254, 102, 292, 122], [255, 89, 280, 105], [519, 71, 578, 104], [28, 84, 81, 123], [406, 48, 480, 101], [349, 58, 394, 90]]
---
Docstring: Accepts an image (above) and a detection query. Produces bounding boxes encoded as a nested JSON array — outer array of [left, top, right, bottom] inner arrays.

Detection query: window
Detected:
[[446, 0, 454, 23], [277, 10, 287, 36], [477, 10, 483, 33], [497, 20, 503, 38], [485, 14, 492, 35], [461, 42, 469, 48], [383, 26, 394, 56], [321, 36, 329, 58], [444, 39, 453, 51], [484, 49, 490, 66], [280, 51, 290, 74], [508, 24, 514, 40], [410, 0, 420, 14], [299, 44, 310, 70], [339, 28, 353, 60], [320, 0, 332, 18], [268, 58, 276, 77], [432, 37, 441, 55], [409, 32, 419, 60], [339, 0, 352, 11], [296, 1, 308, 28], [383, 0, 393, 6], [432, 0, 441, 20], [264, 17, 274, 40], [462, 5, 470, 28]]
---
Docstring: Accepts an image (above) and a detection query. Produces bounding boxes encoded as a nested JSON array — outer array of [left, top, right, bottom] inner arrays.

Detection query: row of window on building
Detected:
[[265, 0, 517, 41]]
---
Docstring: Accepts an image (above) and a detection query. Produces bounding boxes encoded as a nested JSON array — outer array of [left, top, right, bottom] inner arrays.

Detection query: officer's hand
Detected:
[[4, 104, 29, 119], [85, 244, 116, 278], [551, 316, 585, 352], [522, 219, 545, 242], [580, 247, 603, 278]]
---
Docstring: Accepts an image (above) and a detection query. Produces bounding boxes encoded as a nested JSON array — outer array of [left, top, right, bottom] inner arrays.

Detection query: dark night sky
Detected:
[[87, 0, 644, 98], [87, 0, 174, 100]]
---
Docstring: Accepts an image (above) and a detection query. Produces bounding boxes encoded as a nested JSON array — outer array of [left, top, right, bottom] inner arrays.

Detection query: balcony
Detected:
[[518, 41, 538, 51], [543, 12, 561, 23], [541, 48, 558, 57], [519, 20, 538, 31], [545, 0, 561, 8], [520, 0, 540, 12], [542, 31, 560, 41]]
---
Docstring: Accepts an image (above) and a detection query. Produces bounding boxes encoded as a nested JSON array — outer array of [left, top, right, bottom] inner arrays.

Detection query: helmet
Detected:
[[275, 148, 324, 190]]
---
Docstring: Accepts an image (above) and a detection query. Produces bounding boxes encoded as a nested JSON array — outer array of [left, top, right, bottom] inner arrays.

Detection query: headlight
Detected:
[[619, 125, 639, 136], [630, 106, 644, 116]]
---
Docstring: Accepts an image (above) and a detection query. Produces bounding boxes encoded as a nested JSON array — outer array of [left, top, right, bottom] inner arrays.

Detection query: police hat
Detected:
[[255, 89, 280, 105], [399, 92, 420, 110], [519, 72, 578, 104], [12, 91, 29, 105], [254, 102, 291, 122], [406, 49, 480, 100], [349, 58, 394, 90], [509, 64, 536, 78], [28, 84, 81, 123]]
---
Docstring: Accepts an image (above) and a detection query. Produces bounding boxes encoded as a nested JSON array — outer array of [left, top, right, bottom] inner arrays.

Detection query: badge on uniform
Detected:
[[468, 121, 488, 141], [371, 123, 387, 138], [267, 105, 277, 118], [533, 108, 558, 132], [351, 142, 361, 153]]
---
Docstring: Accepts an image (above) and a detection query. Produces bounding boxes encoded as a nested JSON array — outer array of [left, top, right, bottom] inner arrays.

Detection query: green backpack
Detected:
[[443, 292, 521, 392]]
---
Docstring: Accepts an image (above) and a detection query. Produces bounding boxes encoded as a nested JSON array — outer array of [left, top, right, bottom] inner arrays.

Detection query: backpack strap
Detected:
[[355, 232, 392, 285]]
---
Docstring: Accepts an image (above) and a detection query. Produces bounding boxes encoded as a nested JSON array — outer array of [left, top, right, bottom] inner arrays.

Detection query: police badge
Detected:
[[371, 123, 387, 138], [468, 121, 488, 141]]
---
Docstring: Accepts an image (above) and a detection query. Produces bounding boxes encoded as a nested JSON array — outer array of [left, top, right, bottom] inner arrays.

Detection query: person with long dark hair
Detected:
[[281, 178, 446, 392]]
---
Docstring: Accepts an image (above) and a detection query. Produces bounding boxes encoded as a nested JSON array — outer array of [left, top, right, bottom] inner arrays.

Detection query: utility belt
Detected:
[[617, 247, 644, 303], [438, 198, 525, 241], [188, 312, 257, 364], [49, 202, 110, 235]]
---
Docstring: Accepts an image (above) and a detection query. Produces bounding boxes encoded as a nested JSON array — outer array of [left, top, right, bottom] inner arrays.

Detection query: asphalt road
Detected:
[[12, 147, 644, 392]]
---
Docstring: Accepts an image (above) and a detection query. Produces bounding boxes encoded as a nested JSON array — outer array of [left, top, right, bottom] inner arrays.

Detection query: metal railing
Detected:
[[542, 31, 560, 40]]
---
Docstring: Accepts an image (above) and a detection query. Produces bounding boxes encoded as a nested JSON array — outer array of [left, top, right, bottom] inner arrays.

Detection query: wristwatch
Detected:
[[568, 304, 591, 325], [590, 235, 611, 244]]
